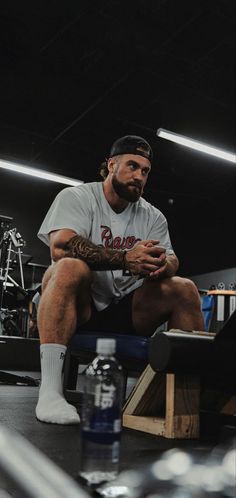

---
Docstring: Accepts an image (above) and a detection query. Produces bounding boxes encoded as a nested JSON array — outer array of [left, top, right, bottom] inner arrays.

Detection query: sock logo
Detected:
[[60, 352, 65, 360], [40, 352, 43, 359]]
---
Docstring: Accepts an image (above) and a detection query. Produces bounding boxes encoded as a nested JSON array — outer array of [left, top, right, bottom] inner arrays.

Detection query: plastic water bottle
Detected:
[[79, 338, 124, 487]]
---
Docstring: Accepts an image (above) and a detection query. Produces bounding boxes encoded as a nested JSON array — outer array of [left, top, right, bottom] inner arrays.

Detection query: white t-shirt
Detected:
[[38, 182, 175, 310]]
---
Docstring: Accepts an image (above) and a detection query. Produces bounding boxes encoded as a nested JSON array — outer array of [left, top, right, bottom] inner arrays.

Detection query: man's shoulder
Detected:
[[58, 181, 101, 199], [137, 196, 163, 218]]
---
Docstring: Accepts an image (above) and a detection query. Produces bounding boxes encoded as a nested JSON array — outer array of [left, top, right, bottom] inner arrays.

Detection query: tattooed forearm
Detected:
[[64, 234, 126, 271]]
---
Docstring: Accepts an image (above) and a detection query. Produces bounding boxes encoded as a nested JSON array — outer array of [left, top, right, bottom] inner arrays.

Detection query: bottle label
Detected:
[[94, 382, 116, 409], [82, 377, 122, 435]]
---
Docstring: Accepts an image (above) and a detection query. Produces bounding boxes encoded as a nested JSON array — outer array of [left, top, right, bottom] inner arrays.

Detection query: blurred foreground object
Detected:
[[97, 442, 236, 498], [0, 424, 90, 498]]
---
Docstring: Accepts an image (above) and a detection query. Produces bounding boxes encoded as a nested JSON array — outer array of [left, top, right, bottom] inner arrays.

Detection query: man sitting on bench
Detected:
[[36, 135, 204, 424]]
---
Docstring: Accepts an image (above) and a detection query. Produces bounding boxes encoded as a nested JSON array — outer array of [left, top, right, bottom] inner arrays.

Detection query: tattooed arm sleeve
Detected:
[[64, 234, 126, 271]]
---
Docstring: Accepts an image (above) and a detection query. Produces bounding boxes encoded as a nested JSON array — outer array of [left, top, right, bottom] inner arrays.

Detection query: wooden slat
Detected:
[[165, 414, 199, 439], [123, 364, 164, 416], [123, 414, 166, 436], [165, 374, 200, 438]]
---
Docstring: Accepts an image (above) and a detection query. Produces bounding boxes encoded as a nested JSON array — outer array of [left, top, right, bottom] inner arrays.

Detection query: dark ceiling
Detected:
[[0, 0, 235, 276]]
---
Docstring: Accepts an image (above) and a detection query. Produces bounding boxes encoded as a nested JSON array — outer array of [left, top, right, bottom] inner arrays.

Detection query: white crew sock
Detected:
[[36, 344, 80, 425]]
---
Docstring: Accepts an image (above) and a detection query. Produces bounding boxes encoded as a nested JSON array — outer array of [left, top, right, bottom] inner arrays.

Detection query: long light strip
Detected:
[[157, 128, 236, 163], [0, 159, 83, 186]]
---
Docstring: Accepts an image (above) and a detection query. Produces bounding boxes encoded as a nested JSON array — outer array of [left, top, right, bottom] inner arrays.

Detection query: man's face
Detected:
[[110, 154, 151, 202]]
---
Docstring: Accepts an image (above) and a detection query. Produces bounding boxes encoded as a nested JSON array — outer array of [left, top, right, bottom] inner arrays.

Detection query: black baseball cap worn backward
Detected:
[[109, 135, 153, 162]]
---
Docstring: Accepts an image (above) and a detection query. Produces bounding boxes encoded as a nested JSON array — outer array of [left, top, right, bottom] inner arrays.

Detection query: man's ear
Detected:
[[107, 158, 116, 174]]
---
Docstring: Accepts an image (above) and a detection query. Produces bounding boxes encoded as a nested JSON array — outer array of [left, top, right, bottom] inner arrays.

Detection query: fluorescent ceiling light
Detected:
[[157, 128, 236, 163], [0, 159, 83, 186]]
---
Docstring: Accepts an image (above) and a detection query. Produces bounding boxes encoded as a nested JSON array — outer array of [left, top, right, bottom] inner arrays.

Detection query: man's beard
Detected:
[[112, 175, 143, 202]]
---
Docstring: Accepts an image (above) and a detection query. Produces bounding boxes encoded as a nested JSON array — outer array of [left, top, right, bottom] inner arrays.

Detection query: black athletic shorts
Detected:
[[76, 291, 136, 335]]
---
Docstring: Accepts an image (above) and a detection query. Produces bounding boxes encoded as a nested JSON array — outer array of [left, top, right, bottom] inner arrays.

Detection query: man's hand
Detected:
[[124, 239, 167, 276], [148, 253, 179, 280], [147, 252, 168, 278]]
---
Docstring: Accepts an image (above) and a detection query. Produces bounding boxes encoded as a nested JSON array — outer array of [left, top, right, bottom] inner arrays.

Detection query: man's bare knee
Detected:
[[170, 276, 201, 305], [55, 258, 92, 288], [42, 258, 92, 293]]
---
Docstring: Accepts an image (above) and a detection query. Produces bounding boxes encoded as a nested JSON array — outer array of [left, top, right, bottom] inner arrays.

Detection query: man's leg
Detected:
[[132, 276, 205, 336], [36, 258, 92, 424]]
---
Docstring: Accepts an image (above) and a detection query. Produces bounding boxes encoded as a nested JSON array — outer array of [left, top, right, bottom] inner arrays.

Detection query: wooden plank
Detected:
[[122, 413, 199, 439], [165, 373, 175, 436], [122, 414, 166, 436], [165, 415, 199, 439], [171, 374, 200, 415], [165, 373, 200, 438], [123, 365, 166, 417]]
